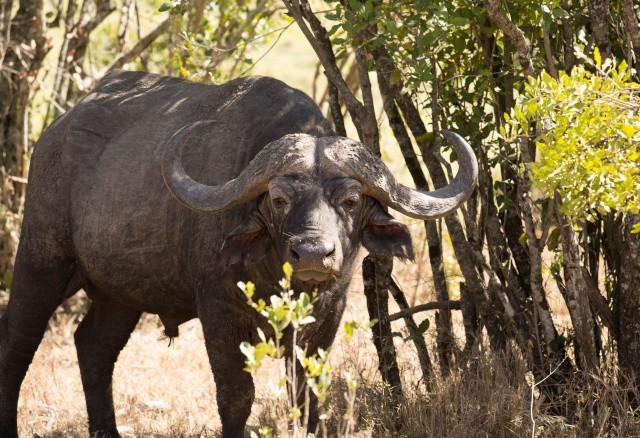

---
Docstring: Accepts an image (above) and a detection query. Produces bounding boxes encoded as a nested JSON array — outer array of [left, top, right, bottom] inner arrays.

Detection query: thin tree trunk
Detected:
[[484, 0, 535, 77], [45, 0, 78, 125], [620, 0, 640, 77], [618, 213, 640, 395], [117, 0, 135, 52], [0, 0, 49, 274], [327, 78, 346, 137], [543, 28, 558, 79], [518, 133, 565, 367], [375, 55, 454, 374], [556, 194, 598, 372], [0, 0, 14, 65], [389, 279, 433, 389], [48, 0, 115, 120], [363, 255, 403, 399], [587, 0, 612, 61], [561, 0, 577, 72]]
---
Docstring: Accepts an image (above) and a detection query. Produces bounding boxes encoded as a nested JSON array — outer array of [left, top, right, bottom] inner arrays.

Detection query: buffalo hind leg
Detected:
[[199, 301, 255, 438], [74, 297, 141, 438], [0, 253, 81, 438]]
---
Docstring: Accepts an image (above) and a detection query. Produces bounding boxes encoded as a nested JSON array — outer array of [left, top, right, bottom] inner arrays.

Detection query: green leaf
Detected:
[[282, 262, 293, 279], [619, 124, 635, 139], [546, 228, 561, 251], [389, 69, 402, 85], [416, 319, 430, 335], [552, 8, 569, 19], [450, 16, 469, 26], [385, 20, 398, 35], [3, 269, 11, 291], [518, 232, 528, 247], [344, 322, 353, 339], [594, 47, 601, 69], [158, 1, 178, 12]]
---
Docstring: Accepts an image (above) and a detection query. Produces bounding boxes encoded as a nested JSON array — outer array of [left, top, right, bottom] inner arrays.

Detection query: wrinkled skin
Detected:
[[0, 71, 415, 438]]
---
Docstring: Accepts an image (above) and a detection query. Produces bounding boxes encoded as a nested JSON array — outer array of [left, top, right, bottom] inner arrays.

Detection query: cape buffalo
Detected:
[[0, 70, 477, 437]]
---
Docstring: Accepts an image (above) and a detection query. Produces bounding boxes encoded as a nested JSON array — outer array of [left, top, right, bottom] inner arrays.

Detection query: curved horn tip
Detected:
[[440, 130, 465, 144]]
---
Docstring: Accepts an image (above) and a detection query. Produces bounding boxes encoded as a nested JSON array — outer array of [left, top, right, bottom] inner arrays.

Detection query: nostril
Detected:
[[325, 246, 336, 259], [289, 247, 300, 262]]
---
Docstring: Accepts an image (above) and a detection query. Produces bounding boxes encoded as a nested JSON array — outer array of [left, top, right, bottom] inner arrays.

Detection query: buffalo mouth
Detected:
[[293, 269, 335, 283]]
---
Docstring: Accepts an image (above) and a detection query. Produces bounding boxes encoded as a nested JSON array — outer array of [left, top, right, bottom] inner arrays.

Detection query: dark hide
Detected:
[[0, 71, 414, 438]]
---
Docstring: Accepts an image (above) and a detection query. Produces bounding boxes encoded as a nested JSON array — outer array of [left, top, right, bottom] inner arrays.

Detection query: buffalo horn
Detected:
[[323, 130, 478, 220], [162, 120, 317, 213]]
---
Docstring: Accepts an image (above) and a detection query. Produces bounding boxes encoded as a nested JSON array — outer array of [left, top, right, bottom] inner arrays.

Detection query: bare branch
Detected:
[[484, 0, 535, 78], [107, 16, 174, 72], [389, 301, 461, 322], [282, 0, 364, 125], [543, 28, 558, 80]]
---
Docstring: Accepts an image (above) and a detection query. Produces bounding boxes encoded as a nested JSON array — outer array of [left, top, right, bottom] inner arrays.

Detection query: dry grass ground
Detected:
[[12, 251, 640, 438]]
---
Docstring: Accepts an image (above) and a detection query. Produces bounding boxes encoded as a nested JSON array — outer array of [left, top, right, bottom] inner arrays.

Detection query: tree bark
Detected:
[[556, 195, 598, 372], [620, 0, 640, 77], [0, 0, 49, 274], [561, 0, 577, 72], [484, 0, 535, 77], [618, 213, 640, 393], [374, 55, 454, 374], [388, 300, 461, 322], [0, 0, 14, 65], [363, 255, 403, 399], [587, 0, 612, 61], [389, 279, 433, 389]]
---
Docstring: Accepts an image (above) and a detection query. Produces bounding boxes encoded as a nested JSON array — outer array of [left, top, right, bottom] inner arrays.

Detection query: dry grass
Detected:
[[13, 274, 640, 438]]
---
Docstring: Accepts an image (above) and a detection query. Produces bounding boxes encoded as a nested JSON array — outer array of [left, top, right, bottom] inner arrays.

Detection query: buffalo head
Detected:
[[162, 121, 477, 283]]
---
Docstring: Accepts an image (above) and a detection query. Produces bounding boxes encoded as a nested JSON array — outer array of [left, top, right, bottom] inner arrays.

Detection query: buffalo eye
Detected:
[[338, 188, 360, 212], [269, 181, 291, 210], [342, 197, 359, 210], [269, 185, 290, 210], [272, 197, 287, 209]]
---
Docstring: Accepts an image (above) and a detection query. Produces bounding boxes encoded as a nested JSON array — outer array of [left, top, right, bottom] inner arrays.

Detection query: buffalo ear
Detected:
[[362, 210, 415, 261], [220, 216, 271, 267]]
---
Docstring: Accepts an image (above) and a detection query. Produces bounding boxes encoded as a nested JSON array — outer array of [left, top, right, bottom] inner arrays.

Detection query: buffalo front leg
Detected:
[[198, 300, 256, 438], [0, 251, 80, 438], [74, 297, 141, 438]]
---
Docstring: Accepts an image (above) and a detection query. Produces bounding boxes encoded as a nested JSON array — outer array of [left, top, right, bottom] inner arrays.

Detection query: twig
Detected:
[[239, 21, 294, 76], [484, 0, 535, 78], [388, 300, 461, 322], [107, 16, 175, 72], [530, 357, 567, 438]]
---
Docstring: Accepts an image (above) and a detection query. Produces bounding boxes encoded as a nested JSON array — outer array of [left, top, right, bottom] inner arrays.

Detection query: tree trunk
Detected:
[[388, 279, 433, 389], [363, 255, 403, 399], [561, 0, 577, 72], [618, 213, 640, 394], [620, 0, 640, 77], [374, 58, 454, 375], [556, 195, 598, 372], [587, 0, 612, 61], [0, 0, 49, 274]]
